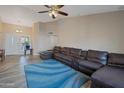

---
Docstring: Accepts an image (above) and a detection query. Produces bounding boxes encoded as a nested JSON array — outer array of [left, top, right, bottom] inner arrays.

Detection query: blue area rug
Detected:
[[24, 59, 89, 88]]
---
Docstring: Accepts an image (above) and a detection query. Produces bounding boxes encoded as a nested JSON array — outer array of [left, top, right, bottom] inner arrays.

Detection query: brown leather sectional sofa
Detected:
[[53, 46, 108, 76], [41, 46, 124, 88]]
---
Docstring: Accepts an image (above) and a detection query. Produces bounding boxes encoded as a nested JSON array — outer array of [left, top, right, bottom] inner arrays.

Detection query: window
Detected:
[[20, 36, 29, 44], [19, 36, 30, 50]]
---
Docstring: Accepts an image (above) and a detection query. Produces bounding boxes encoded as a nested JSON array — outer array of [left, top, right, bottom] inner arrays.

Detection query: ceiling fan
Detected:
[[38, 5, 68, 19]]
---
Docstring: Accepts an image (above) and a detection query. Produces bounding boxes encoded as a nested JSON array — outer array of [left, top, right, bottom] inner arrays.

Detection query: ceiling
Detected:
[[0, 5, 124, 27]]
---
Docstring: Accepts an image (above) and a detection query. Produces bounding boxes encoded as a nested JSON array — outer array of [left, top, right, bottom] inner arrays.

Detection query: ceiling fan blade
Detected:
[[52, 14, 56, 19], [38, 11, 49, 13], [58, 11, 68, 16], [57, 5, 64, 8], [44, 5, 51, 8]]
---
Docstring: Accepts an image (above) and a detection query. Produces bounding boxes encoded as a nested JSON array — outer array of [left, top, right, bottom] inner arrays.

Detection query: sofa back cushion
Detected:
[[70, 48, 82, 57], [87, 50, 108, 65], [61, 47, 70, 55], [108, 53, 124, 67], [54, 46, 61, 53], [80, 50, 87, 60]]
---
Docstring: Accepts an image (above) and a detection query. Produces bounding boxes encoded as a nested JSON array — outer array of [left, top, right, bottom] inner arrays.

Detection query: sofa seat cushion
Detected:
[[91, 66, 124, 88], [54, 53, 72, 62], [79, 60, 103, 71]]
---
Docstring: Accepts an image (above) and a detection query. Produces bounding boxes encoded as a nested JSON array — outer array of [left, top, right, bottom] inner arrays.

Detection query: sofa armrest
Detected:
[[39, 50, 53, 60]]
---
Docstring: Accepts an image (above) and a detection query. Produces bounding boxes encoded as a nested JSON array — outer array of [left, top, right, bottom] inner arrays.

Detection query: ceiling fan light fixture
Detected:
[[38, 5, 68, 19], [49, 10, 57, 17]]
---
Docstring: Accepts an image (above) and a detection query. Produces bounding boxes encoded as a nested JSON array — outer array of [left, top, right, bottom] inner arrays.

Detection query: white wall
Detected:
[[45, 22, 59, 48], [32, 22, 58, 55], [57, 11, 124, 53]]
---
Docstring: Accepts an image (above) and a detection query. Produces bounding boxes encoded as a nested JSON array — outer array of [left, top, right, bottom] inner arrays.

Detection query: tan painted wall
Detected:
[[57, 11, 124, 53], [3, 23, 32, 36], [0, 19, 2, 32], [0, 18, 3, 49]]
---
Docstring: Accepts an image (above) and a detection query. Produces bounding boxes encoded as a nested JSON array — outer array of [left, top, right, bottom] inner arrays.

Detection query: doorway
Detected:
[[5, 33, 31, 55]]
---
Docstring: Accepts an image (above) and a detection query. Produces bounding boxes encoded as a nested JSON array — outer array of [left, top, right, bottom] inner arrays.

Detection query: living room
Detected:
[[0, 4, 124, 90]]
